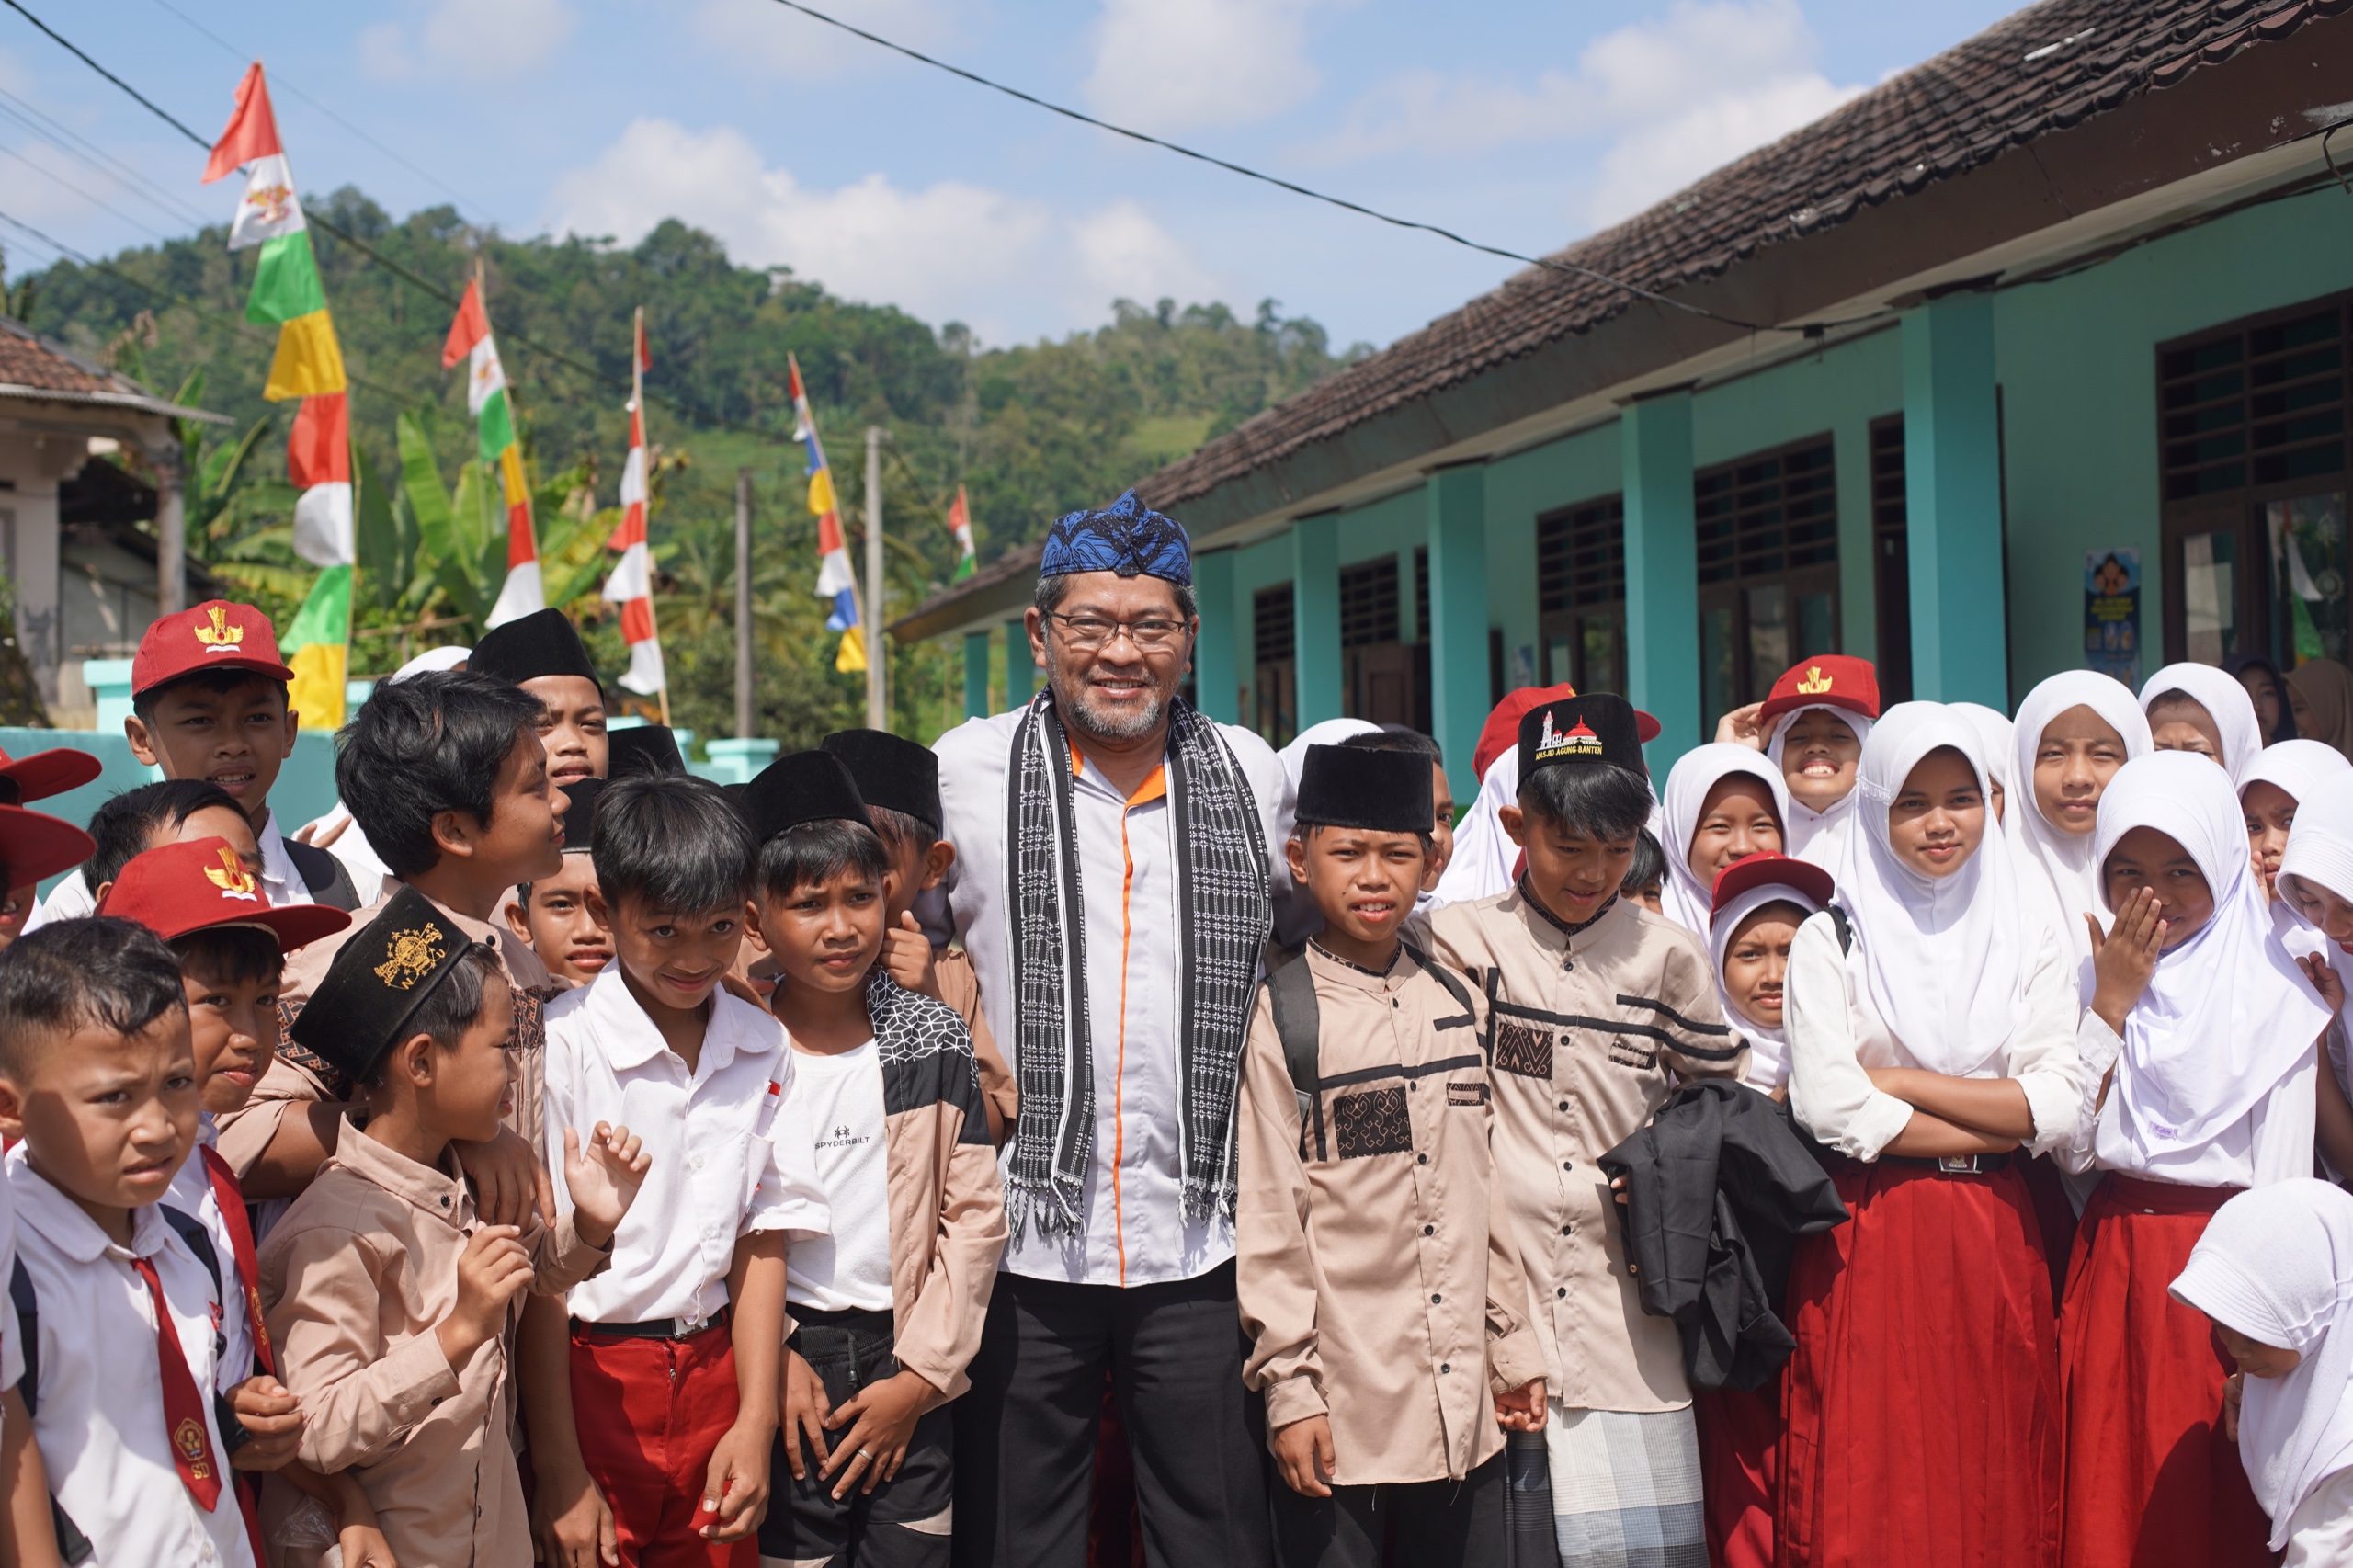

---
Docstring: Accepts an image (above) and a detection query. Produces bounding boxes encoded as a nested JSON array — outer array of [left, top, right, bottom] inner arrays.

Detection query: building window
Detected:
[[1338, 558, 1399, 649], [1336, 555, 1427, 729], [1694, 436, 1839, 731], [2157, 296, 2350, 667], [1414, 547, 1430, 642], [1253, 584, 1297, 747], [1870, 417, 1912, 704], [1536, 494, 1626, 695]]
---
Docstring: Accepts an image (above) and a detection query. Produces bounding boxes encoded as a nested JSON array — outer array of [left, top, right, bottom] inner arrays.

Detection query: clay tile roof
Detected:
[[0, 317, 225, 422], [1131, 0, 2351, 515]]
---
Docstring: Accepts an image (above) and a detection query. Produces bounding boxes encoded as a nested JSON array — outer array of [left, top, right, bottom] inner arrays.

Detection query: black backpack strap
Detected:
[[1398, 938, 1476, 1018], [158, 1207, 249, 1456], [1266, 949, 1326, 1162], [1827, 903, 1855, 956], [12, 1259, 94, 1565]]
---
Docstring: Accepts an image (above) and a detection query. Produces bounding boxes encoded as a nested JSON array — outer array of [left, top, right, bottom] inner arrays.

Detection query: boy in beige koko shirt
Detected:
[[1427, 695, 1745, 1568], [1240, 744, 1548, 1568]]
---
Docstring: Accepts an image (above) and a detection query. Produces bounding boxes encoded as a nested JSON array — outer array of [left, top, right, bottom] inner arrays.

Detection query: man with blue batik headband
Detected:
[[934, 490, 1296, 1568]]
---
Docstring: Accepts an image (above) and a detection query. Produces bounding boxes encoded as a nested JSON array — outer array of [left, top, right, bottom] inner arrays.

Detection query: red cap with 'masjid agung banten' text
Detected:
[[131, 600, 294, 697], [97, 837, 350, 950], [1756, 655, 1880, 724]]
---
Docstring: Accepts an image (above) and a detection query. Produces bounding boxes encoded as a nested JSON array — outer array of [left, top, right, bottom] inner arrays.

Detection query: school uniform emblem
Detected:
[[174, 1417, 212, 1478], [192, 604, 245, 652], [374, 927, 449, 989], [1795, 665, 1835, 695], [202, 846, 259, 902]]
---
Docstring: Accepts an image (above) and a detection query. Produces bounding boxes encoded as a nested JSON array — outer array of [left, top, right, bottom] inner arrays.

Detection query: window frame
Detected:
[[1691, 433, 1842, 730], [1534, 493, 1628, 695]]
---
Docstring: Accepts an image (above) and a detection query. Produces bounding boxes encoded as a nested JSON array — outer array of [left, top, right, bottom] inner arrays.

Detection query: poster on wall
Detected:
[[2085, 548, 2142, 686]]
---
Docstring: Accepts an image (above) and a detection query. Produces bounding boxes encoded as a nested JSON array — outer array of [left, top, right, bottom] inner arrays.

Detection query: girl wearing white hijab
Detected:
[[1777, 703, 2083, 1568], [2011, 671, 2154, 999], [2143, 660, 2265, 781], [1433, 743, 1522, 906], [2275, 790, 2353, 1169], [2055, 749, 2335, 1568], [1950, 702, 2016, 826], [1657, 744, 1789, 936], [2242, 739, 2353, 916], [2171, 1180, 2353, 1563]]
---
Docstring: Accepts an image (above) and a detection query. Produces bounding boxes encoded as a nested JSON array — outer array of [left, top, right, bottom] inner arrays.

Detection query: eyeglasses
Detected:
[[1044, 611, 1189, 653]]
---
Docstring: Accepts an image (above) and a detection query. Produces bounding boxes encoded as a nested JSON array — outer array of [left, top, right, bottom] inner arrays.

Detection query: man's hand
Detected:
[[560, 1122, 650, 1248], [699, 1419, 774, 1542], [821, 1369, 938, 1499], [2089, 888, 2166, 1035], [227, 1375, 305, 1470], [777, 1349, 831, 1483], [1272, 1415, 1336, 1498], [1714, 702, 1768, 751], [881, 914, 939, 1000], [436, 1225, 534, 1365], [453, 1125, 556, 1230], [531, 1457, 620, 1568], [1495, 1379, 1547, 1432]]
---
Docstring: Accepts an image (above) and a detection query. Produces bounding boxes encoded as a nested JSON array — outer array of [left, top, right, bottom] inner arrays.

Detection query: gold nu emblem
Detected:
[[203, 846, 259, 901], [1795, 665, 1834, 695], [193, 605, 244, 650], [374, 927, 448, 989]]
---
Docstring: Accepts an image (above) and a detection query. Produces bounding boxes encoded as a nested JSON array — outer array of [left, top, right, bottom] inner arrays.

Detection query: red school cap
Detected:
[[0, 805, 95, 890], [1472, 684, 1662, 782], [1756, 655, 1880, 724], [1709, 851, 1835, 926], [97, 837, 351, 950], [131, 600, 295, 698], [0, 744, 100, 805]]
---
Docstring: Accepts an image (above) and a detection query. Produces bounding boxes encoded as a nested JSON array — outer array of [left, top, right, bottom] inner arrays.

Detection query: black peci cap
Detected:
[[1295, 744, 1433, 834], [608, 723, 687, 779], [743, 750, 873, 844], [469, 608, 600, 687], [559, 776, 603, 854], [820, 729, 941, 834], [288, 886, 485, 1085], [1518, 693, 1646, 778]]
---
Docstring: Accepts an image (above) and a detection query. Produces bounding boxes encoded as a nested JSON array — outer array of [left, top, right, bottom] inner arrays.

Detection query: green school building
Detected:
[[893, 0, 2353, 796]]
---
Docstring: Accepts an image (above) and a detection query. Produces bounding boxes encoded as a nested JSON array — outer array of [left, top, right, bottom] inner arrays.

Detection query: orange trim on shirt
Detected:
[[1068, 742, 1168, 807]]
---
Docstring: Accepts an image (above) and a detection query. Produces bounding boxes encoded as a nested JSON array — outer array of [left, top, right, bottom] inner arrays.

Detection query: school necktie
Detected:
[[199, 1147, 274, 1377], [129, 1254, 223, 1512]]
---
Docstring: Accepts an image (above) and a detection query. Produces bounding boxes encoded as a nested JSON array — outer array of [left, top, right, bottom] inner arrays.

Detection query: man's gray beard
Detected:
[[1051, 663, 1168, 744]]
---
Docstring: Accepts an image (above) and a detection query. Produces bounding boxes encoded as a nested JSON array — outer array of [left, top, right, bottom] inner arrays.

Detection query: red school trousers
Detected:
[[570, 1320, 756, 1568]]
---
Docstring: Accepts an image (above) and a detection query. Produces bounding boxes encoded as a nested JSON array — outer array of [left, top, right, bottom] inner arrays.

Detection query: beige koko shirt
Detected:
[[1427, 889, 1745, 1414], [258, 1119, 608, 1568], [1239, 943, 1547, 1486]]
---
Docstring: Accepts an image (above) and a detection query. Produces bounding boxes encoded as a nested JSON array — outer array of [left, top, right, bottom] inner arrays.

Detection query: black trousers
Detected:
[[1268, 1450, 1508, 1568], [949, 1259, 1272, 1568], [762, 1307, 953, 1568]]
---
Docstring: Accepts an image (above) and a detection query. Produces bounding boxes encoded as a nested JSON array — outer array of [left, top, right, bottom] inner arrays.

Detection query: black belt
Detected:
[[570, 1311, 728, 1339], [1882, 1152, 2011, 1175]]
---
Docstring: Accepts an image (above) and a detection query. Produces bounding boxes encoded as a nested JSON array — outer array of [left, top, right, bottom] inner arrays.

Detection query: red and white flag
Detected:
[[603, 312, 663, 696]]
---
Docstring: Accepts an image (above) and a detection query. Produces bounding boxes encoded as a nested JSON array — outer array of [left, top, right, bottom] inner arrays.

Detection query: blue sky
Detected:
[[6, 0, 2029, 349]]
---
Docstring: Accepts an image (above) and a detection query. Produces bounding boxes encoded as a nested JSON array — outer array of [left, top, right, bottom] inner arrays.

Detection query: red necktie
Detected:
[[199, 1147, 274, 1378], [129, 1254, 223, 1512]]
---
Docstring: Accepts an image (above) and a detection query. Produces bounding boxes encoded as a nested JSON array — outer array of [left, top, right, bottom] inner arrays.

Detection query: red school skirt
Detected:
[[1777, 1155, 2063, 1568], [1698, 1382, 1779, 1568], [2058, 1176, 2271, 1568]]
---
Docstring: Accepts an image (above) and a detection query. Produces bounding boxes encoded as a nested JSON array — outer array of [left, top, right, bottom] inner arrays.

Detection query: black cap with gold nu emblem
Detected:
[[289, 886, 485, 1084]]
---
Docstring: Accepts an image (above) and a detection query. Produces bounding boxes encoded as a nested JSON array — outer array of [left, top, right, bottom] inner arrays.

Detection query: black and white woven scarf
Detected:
[[1004, 691, 1271, 1241]]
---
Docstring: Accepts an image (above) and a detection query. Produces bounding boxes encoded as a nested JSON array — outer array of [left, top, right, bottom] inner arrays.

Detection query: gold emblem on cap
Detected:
[[1795, 665, 1834, 695], [193, 604, 244, 650], [203, 846, 259, 901], [374, 926, 448, 989]]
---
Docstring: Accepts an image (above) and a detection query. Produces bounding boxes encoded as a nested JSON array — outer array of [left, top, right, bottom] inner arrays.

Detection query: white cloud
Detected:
[[1085, 0, 1324, 135], [1298, 0, 1862, 226], [544, 118, 1223, 342], [357, 22, 414, 81], [688, 0, 956, 82]]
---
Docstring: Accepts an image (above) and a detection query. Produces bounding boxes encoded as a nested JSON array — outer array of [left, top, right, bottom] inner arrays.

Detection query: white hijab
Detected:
[[1711, 877, 1824, 1091], [2280, 788, 2353, 1000], [1951, 701, 2021, 858], [2170, 1180, 2353, 1550], [1767, 705, 1873, 868], [1278, 719, 1381, 795], [1836, 702, 2026, 1077], [1660, 744, 1791, 936], [2011, 671, 2155, 994], [2092, 751, 2332, 1168], [2244, 738, 2353, 812], [2142, 661, 2265, 783], [1434, 744, 1520, 907]]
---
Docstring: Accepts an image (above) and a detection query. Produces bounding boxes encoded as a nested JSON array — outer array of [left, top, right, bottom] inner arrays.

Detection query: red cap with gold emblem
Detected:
[[97, 837, 350, 950], [0, 805, 95, 890], [131, 600, 294, 698], [1473, 684, 1662, 781], [1756, 655, 1880, 724], [0, 744, 101, 805]]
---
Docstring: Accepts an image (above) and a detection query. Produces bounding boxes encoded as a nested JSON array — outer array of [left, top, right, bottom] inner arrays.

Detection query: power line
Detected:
[[0, 82, 211, 229], [0, 136, 182, 245]]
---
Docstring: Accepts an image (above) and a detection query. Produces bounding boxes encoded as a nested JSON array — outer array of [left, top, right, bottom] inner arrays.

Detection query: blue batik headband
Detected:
[[1039, 490, 1193, 586]]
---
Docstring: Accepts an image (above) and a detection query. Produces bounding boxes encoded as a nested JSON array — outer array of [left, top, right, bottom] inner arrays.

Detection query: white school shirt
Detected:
[[6, 1153, 256, 1568], [935, 707, 1294, 1289], [784, 1040, 894, 1313], [28, 808, 318, 934], [163, 1115, 254, 1394], [0, 1168, 17, 1397], [2055, 1012, 2318, 1188], [1783, 910, 2087, 1162], [544, 967, 829, 1327]]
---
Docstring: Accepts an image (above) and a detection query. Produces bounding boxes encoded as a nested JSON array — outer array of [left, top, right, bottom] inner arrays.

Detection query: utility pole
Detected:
[[865, 426, 886, 732], [734, 467, 754, 740]]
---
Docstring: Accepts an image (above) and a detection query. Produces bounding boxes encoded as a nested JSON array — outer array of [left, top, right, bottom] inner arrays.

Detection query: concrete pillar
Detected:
[[1005, 619, 1034, 709], [1291, 514, 1342, 728], [962, 631, 991, 719], [1902, 287, 2006, 707], [1622, 388, 1700, 769], [1191, 548, 1240, 723], [1426, 463, 1488, 800], [149, 440, 187, 619]]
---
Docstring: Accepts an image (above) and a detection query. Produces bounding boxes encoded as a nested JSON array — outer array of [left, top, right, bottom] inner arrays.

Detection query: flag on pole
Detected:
[[204, 63, 350, 728], [788, 353, 864, 674], [442, 278, 541, 628], [605, 313, 664, 697], [947, 484, 976, 582]]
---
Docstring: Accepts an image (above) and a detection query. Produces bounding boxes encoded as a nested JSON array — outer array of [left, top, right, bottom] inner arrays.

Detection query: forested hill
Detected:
[[20, 187, 1365, 742]]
